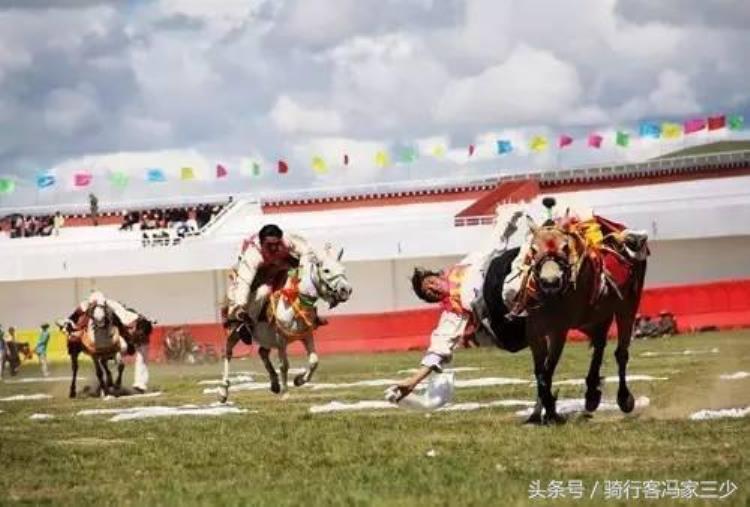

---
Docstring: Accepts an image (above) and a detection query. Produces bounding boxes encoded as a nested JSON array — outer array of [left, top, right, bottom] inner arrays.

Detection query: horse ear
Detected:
[[526, 214, 538, 234], [337, 248, 344, 261]]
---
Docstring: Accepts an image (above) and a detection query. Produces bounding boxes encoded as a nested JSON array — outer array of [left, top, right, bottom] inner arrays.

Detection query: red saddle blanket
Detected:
[[602, 249, 632, 290]]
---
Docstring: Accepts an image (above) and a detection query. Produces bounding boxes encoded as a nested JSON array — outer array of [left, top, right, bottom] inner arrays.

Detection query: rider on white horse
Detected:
[[226, 224, 320, 337], [63, 290, 150, 393]]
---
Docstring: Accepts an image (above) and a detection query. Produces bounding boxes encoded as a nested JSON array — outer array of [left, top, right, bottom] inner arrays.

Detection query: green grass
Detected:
[[1, 331, 749, 506]]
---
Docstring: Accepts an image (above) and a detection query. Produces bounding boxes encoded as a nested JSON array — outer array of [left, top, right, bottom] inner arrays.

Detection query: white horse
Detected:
[[219, 244, 352, 402]]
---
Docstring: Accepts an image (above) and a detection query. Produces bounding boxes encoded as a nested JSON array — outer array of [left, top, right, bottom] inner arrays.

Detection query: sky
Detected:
[[1, 0, 749, 208]]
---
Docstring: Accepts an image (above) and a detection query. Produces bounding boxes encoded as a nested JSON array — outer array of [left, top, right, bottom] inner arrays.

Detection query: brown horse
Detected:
[[519, 204, 648, 424], [57, 313, 153, 398]]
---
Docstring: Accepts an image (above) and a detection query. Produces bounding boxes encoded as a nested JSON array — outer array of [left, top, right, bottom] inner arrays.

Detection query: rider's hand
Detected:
[[315, 316, 329, 327], [385, 384, 412, 403]]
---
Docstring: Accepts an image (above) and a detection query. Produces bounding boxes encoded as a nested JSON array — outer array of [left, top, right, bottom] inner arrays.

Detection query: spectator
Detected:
[[38, 216, 53, 236], [36, 323, 52, 377], [656, 311, 678, 336], [53, 211, 65, 235], [89, 193, 99, 226], [3, 326, 20, 376]]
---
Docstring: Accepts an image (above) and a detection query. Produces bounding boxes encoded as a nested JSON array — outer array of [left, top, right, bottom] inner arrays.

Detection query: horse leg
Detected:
[[259, 347, 280, 394], [584, 319, 612, 413], [102, 358, 115, 393], [277, 345, 290, 395], [615, 312, 636, 413], [294, 335, 319, 386], [526, 328, 548, 425], [542, 330, 567, 425], [115, 352, 125, 391], [218, 324, 242, 403], [69, 346, 80, 399], [93, 358, 107, 398]]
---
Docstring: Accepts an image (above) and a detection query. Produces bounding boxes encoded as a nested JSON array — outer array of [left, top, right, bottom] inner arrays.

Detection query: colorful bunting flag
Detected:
[[278, 160, 289, 174], [662, 122, 682, 139], [109, 171, 128, 188], [312, 156, 327, 173], [74, 172, 92, 187], [468, 144, 475, 157], [616, 131, 630, 147], [530, 136, 548, 152], [146, 168, 166, 182], [0, 178, 15, 194], [497, 140, 513, 154], [707, 115, 726, 131], [431, 145, 446, 158], [216, 164, 228, 178], [36, 172, 55, 189], [587, 134, 603, 149], [181, 167, 196, 180], [639, 122, 661, 138], [558, 135, 573, 148], [252, 162, 261, 177], [343, 154, 350, 166], [728, 114, 744, 131], [399, 147, 417, 163], [375, 150, 390, 168], [684, 118, 706, 134]]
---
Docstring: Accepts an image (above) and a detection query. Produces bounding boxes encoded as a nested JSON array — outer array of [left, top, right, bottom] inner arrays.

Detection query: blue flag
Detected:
[[639, 122, 661, 138], [36, 172, 56, 189], [497, 140, 513, 154], [146, 168, 166, 182]]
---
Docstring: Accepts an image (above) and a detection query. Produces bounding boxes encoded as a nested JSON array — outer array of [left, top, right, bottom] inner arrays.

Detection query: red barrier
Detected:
[[147, 279, 750, 360]]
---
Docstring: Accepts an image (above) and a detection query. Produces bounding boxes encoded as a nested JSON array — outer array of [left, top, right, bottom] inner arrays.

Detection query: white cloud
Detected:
[[435, 45, 582, 126], [270, 96, 343, 135], [648, 69, 700, 115]]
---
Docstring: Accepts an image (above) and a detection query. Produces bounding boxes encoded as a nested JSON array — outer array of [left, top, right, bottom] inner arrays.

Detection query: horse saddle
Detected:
[[472, 248, 528, 353]]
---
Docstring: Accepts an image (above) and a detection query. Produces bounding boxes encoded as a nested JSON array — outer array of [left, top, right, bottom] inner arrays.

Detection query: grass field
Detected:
[[1, 330, 749, 506]]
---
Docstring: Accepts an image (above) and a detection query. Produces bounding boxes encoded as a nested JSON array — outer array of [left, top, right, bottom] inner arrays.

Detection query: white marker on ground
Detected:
[[514, 396, 651, 418], [78, 402, 250, 421], [719, 371, 750, 380], [29, 413, 55, 420], [0, 394, 53, 402], [689, 406, 750, 420], [6, 376, 86, 384], [309, 401, 396, 414]]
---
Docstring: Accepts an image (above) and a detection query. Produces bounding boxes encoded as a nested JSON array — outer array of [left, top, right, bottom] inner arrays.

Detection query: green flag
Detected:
[[728, 114, 744, 131], [110, 171, 129, 188], [616, 131, 630, 147], [399, 147, 417, 163], [0, 178, 15, 194]]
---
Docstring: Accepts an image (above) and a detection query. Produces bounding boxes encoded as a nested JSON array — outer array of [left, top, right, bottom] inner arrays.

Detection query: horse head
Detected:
[[525, 215, 581, 298], [310, 243, 353, 309]]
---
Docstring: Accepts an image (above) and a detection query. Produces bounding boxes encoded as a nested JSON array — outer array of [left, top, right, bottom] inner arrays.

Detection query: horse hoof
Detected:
[[270, 380, 281, 394], [618, 392, 635, 413], [585, 389, 602, 412], [524, 412, 543, 425], [544, 412, 567, 425], [69, 391, 77, 399], [293, 374, 306, 387]]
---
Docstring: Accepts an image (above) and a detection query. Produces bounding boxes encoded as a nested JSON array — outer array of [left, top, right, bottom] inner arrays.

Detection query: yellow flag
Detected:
[[181, 167, 196, 180], [662, 122, 682, 139], [375, 150, 390, 168], [312, 156, 327, 173], [432, 145, 446, 157], [530, 135, 548, 152]]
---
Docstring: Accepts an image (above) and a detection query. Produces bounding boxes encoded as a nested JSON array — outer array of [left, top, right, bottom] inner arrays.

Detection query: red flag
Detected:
[[468, 144, 475, 157], [74, 172, 92, 187], [343, 154, 349, 166], [277, 160, 288, 174], [707, 115, 726, 131], [216, 164, 228, 178], [558, 135, 573, 148]]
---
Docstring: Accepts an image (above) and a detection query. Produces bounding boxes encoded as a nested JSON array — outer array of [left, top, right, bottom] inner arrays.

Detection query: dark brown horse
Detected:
[[519, 205, 648, 424]]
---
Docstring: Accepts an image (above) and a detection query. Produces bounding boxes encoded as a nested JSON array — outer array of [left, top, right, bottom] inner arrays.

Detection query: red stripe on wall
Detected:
[[146, 279, 750, 361]]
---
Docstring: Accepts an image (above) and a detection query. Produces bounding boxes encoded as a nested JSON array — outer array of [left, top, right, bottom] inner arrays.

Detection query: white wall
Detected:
[[2, 237, 749, 329]]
